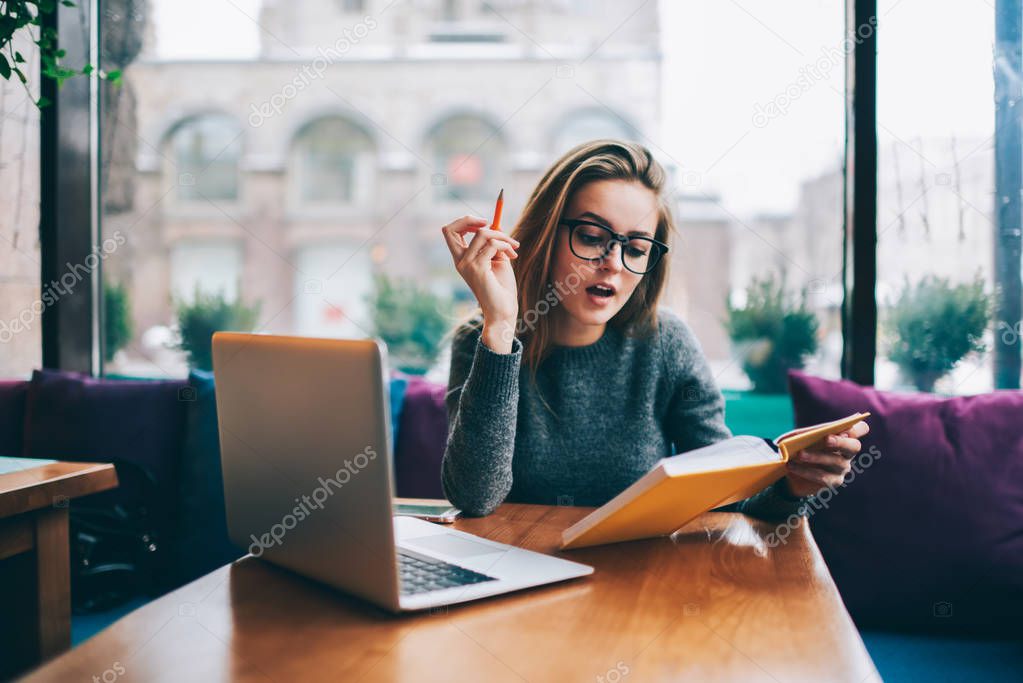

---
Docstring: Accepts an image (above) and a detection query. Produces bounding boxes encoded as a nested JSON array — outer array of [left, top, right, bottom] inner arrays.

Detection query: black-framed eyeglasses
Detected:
[[559, 218, 669, 275]]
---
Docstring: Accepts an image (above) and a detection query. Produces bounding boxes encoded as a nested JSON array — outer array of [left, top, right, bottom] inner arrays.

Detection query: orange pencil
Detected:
[[491, 188, 504, 232]]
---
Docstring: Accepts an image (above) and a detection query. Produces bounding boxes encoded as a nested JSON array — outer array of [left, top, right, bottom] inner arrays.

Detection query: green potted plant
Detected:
[[175, 289, 260, 371], [726, 274, 819, 394], [368, 274, 453, 374], [884, 274, 991, 392], [103, 280, 133, 362]]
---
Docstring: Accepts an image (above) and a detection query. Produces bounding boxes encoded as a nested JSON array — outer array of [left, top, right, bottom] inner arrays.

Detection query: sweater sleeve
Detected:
[[661, 312, 733, 452], [659, 310, 807, 522], [440, 320, 522, 516]]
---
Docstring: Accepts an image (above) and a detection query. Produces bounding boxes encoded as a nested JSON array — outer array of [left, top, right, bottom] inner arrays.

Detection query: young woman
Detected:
[[439, 140, 868, 517]]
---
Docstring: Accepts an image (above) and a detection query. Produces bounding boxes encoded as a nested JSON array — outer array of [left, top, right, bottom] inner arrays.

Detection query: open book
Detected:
[[560, 412, 870, 549]]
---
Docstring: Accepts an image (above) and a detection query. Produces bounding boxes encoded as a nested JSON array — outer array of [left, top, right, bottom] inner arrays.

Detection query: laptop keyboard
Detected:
[[397, 551, 497, 595]]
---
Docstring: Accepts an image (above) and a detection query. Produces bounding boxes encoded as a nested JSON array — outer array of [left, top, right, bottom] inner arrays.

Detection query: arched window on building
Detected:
[[168, 114, 242, 202], [551, 108, 636, 156], [290, 117, 376, 205], [427, 114, 506, 201]]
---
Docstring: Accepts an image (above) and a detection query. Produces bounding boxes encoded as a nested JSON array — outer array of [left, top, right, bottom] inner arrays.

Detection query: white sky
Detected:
[[151, 0, 997, 217]]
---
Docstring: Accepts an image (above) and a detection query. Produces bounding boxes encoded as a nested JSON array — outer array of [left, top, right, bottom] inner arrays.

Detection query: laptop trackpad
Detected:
[[403, 534, 505, 559]]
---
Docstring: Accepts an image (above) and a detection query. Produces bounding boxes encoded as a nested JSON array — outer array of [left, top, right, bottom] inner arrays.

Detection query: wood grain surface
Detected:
[[23, 504, 879, 683]]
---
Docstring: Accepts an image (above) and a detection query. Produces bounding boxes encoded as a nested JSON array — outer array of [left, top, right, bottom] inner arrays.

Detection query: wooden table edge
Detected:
[[21, 504, 878, 682], [0, 461, 119, 518]]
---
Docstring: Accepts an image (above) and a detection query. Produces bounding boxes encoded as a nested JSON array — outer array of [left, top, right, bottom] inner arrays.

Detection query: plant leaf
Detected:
[[0, 54, 10, 80]]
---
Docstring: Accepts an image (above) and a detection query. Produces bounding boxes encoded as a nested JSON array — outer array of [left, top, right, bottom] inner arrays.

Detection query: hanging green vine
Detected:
[[1, 0, 120, 107]]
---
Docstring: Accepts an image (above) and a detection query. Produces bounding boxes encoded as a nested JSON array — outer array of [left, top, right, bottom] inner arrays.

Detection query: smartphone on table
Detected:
[[392, 497, 461, 523]]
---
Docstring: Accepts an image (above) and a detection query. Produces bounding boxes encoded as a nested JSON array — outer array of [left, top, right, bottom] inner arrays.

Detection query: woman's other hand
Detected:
[[441, 215, 520, 353], [783, 420, 870, 498]]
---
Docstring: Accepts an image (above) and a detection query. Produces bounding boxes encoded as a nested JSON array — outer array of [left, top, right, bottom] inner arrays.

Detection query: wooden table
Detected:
[[24, 505, 878, 682], [0, 459, 118, 679]]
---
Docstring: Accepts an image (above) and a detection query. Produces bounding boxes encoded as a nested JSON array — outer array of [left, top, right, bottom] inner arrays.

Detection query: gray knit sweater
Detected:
[[441, 308, 806, 519]]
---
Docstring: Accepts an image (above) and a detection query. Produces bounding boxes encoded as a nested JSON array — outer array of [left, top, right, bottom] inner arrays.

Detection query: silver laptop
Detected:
[[211, 332, 592, 612]]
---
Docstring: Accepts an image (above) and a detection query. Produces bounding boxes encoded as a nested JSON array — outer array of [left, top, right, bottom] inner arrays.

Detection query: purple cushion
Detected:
[[393, 377, 448, 498], [788, 370, 1023, 631], [0, 380, 28, 457], [23, 369, 188, 488]]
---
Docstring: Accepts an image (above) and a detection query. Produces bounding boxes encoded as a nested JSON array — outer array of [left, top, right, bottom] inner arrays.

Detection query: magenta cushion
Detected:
[[23, 369, 188, 487], [393, 377, 447, 498], [788, 370, 1023, 631], [0, 380, 28, 457]]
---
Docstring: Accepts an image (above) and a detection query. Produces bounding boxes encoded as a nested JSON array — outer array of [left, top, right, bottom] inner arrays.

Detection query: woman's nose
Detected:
[[600, 242, 624, 272]]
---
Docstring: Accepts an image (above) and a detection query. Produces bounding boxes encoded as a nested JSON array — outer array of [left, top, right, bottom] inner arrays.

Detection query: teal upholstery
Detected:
[[861, 630, 1023, 682]]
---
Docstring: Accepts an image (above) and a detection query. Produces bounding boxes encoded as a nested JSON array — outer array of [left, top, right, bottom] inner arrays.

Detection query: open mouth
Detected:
[[585, 284, 615, 298]]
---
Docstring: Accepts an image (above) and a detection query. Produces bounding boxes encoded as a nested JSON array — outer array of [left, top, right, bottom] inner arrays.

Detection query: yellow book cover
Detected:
[[560, 412, 869, 549]]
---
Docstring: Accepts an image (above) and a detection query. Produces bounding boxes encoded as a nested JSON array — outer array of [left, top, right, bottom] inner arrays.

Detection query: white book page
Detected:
[[661, 436, 781, 476]]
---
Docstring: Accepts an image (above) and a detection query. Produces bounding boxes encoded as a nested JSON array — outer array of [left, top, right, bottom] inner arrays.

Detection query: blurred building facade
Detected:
[[104, 0, 695, 373]]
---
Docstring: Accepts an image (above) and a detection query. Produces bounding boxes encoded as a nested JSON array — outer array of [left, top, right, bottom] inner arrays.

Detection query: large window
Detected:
[[94, 0, 860, 407], [663, 1, 845, 393], [100, 0, 667, 378], [875, 0, 1005, 394]]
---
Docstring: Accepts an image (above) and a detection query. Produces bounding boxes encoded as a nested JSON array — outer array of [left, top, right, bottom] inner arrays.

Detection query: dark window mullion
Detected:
[[40, 0, 96, 373], [841, 0, 879, 385]]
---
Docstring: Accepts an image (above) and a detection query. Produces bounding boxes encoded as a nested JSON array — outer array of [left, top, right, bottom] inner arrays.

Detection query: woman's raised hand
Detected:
[[441, 215, 520, 353]]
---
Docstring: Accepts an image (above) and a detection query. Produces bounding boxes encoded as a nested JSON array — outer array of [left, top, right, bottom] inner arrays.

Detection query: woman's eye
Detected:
[[626, 245, 648, 257], [578, 233, 604, 245]]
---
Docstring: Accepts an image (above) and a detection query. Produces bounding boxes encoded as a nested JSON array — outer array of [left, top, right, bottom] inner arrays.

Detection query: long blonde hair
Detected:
[[508, 139, 675, 373]]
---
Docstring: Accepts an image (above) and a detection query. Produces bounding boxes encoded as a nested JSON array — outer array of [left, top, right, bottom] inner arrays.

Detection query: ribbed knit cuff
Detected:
[[466, 335, 522, 404], [741, 478, 810, 522]]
